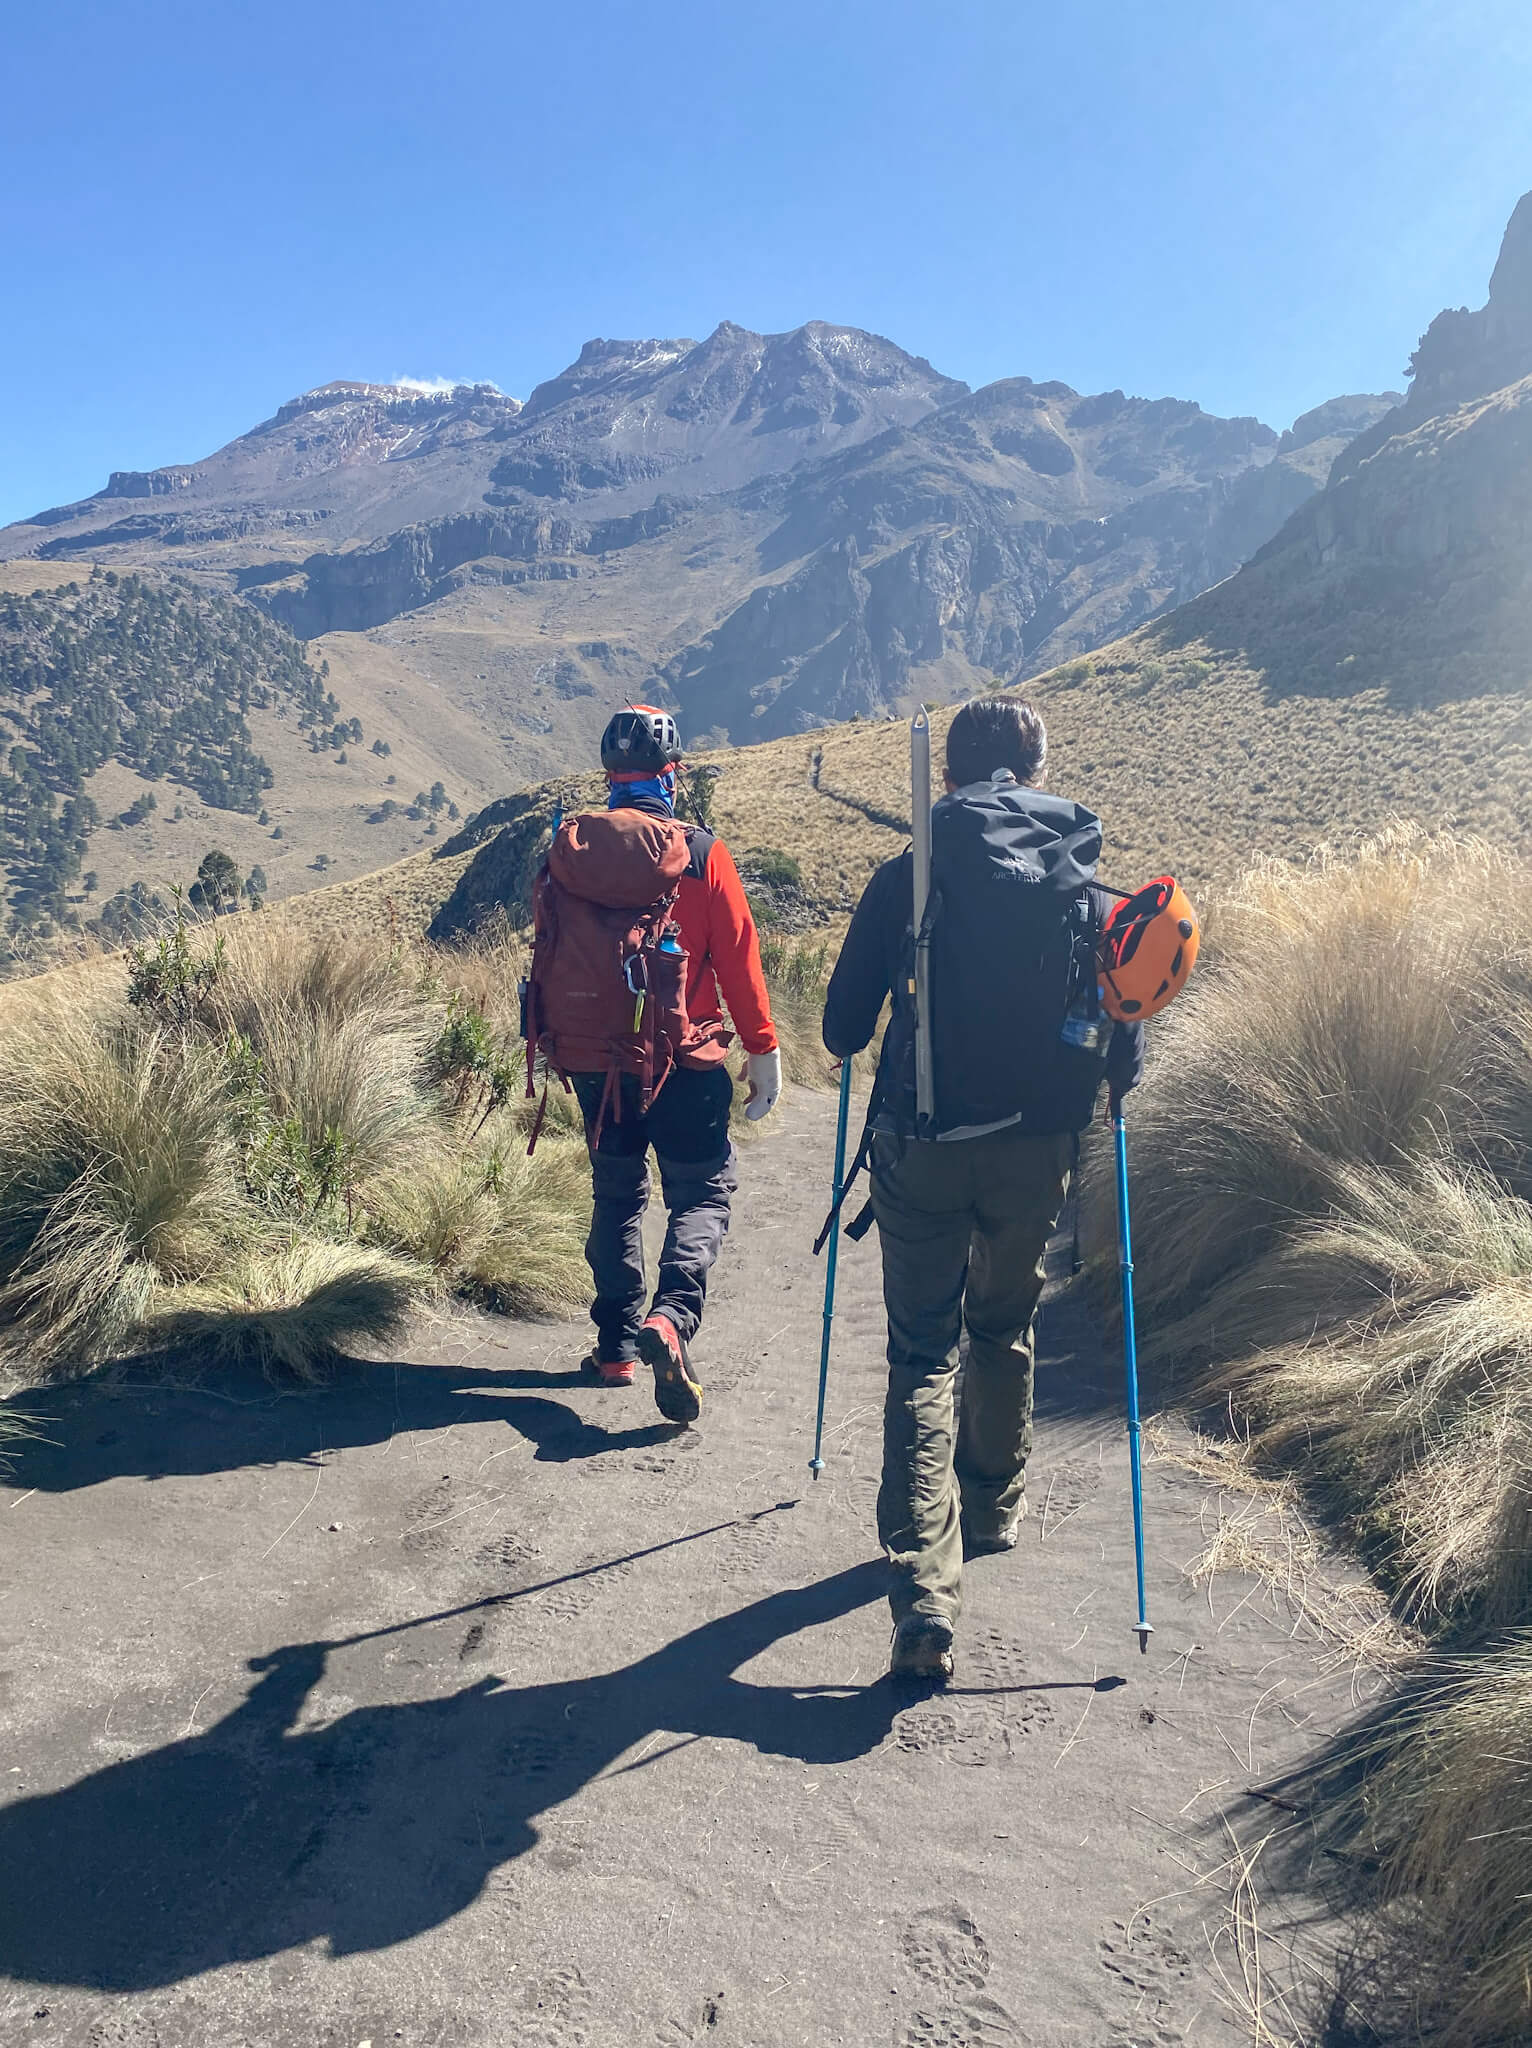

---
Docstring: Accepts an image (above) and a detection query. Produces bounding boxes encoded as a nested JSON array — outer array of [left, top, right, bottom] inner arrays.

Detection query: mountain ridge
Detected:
[[0, 290, 1450, 945]]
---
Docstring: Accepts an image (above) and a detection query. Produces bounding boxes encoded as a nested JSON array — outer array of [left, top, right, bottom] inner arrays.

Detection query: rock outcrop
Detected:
[[1254, 192, 1532, 601]]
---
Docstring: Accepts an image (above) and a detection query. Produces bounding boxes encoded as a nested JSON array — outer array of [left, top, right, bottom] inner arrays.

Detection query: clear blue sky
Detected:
[[3, 0, 1529, 526]]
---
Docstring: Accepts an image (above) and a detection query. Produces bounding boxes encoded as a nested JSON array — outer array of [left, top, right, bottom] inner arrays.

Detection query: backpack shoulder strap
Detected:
[[681, 825, 714, 881]]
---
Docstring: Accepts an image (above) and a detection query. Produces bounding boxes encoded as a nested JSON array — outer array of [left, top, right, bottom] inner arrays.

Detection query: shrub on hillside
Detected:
[[738, 847, 803, 889]]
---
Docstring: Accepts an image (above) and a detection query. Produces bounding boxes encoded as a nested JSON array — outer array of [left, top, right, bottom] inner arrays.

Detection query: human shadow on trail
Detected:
[[0, 1357, 680, 1495], [0, 1561, 903, 1992]]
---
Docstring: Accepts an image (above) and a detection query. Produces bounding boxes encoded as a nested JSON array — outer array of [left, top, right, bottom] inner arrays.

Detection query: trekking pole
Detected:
[[1113, 1108, 1153, 1653], [909, 707, 935, 1135], [810, 1058, 855, 1479]]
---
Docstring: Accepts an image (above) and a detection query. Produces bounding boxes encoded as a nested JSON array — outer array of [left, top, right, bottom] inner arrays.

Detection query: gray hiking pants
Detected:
[[572, 1067, 739, 1363], [871, 1125, 1074, 1628]]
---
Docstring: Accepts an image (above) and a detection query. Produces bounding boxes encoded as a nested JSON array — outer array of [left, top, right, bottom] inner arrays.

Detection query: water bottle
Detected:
[[651, 928, 687, 1027]]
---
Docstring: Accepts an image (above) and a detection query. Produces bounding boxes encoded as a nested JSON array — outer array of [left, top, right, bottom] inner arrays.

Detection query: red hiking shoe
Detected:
[[580, 1350, 637, 1388], [638, 1313, 702, 1424]]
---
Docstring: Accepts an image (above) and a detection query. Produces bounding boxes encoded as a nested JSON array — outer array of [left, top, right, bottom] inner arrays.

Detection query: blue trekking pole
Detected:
[[1113, 1108, 1153, 1652], [810, 1059, 855, 1479]]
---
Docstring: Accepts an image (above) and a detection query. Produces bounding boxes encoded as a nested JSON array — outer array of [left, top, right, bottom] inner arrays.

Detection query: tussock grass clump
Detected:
[[1293, 1633, 1532, 2048], [0, 916, 592, 1381], [0, 1010, 249, 1365], [1116, 827, 1532, 1629], [153, 1240, 430, 1381], [1356, 1636, 1532, 2048], [370, 1122, 590, 1317], [1123, 828, 1532, 1324], [1200, 1162, 1532, 1629], [1110, 828, 1532, 2047]]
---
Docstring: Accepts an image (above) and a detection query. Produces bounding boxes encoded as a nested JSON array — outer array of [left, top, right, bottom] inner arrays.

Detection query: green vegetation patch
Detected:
[[0, 567, 337, 938]]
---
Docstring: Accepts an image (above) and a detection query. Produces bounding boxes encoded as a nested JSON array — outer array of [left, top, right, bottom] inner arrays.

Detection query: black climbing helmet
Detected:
[[600, 704, 682, 777]]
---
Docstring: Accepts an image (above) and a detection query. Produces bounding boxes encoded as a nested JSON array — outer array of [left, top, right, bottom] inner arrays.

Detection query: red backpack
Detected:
[[523, 808, 731, 1147]]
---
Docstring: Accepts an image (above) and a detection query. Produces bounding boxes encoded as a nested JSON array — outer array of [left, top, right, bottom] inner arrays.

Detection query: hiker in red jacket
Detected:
[[526, 706, 780, 1424]]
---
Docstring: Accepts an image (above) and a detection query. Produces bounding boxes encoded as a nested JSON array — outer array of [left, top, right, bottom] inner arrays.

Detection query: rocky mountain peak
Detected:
[[264, 379, 520, 433], [1395, 188, 1532, 413], [1487, 189, 1532, 338], [484, 320, 966, 510], [519, 338, 696, 418], [1250, 187, 1532, 640], [1323, 190, 1532, 493]]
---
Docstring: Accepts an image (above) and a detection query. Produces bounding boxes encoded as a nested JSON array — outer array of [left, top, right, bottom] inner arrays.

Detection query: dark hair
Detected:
[[945, 697, 1047, 787]]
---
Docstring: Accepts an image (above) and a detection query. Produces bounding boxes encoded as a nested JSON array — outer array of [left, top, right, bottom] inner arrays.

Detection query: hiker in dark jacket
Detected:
[[821, 697, 1143, 1681], [531, 705, 779, 1425]]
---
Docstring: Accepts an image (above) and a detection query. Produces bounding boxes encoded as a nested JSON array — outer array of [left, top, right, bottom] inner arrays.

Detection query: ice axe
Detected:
[[810, 1057, 854, 1478], [909, 705, 935, 1135], [1113, 1106, 1153, 1653]]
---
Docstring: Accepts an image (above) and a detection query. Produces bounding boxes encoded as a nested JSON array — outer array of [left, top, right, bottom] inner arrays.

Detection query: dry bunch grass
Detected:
[[1110, 829, 1532, 2048], [1199, 1163, 1532, 1630], [1122, 828, 1532, 1326], [1109, 828, 1532, 1631], [368, 1117, 590, 1318], [1202, 1820, 1313, 2048], [153, 1239, 430, 1381], [0, 1010, 251, 1365], [0, 918, 594, 1381], [1293, 1633, 1532, 2048]]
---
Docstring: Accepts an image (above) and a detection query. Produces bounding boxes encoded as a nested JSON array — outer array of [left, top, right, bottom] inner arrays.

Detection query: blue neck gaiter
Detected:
[[608, 770, 676, 815]]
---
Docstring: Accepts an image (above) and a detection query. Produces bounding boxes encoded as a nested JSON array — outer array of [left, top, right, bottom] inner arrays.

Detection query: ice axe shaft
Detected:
[[1113, 1109, 1153, 1653], [810, 1059, 855, 1478], [910, 707, 935, 1134]]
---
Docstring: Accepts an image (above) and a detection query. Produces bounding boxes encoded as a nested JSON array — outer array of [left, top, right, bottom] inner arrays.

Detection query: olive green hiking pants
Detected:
[[870, 1125, 1074, 1629]]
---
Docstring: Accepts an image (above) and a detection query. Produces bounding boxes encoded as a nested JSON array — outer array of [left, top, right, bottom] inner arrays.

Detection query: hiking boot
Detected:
[[889, 1616, 955, 1684], [638, 1313, 702, 1425], [580, 1349, 636, 1388], [964, 1495, 1027, 1557]]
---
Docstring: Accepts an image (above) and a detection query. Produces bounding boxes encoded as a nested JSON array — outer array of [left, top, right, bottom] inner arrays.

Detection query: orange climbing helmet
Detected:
[[1099, 876, 1200, 1022]]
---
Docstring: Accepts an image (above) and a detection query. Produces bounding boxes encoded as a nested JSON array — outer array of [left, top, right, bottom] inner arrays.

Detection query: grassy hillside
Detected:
[[356, 622, 1532, 956], [0, 561, 501, 962], [15, 608, 1525, 993]]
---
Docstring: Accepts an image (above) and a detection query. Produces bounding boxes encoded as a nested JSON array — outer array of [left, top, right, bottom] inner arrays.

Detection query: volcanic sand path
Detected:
[[0, 1088, 1367, 2048]]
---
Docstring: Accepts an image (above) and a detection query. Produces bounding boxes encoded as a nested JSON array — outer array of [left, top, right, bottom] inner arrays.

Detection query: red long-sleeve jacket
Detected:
[[672, 827, 777, 1055]]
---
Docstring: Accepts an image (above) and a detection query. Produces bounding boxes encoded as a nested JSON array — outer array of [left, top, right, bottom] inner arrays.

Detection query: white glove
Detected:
[[744, 1048, 782, 1121]]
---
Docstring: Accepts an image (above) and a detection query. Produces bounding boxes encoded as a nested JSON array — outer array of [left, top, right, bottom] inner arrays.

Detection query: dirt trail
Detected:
[[0, 1088, 1364, 2048]]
